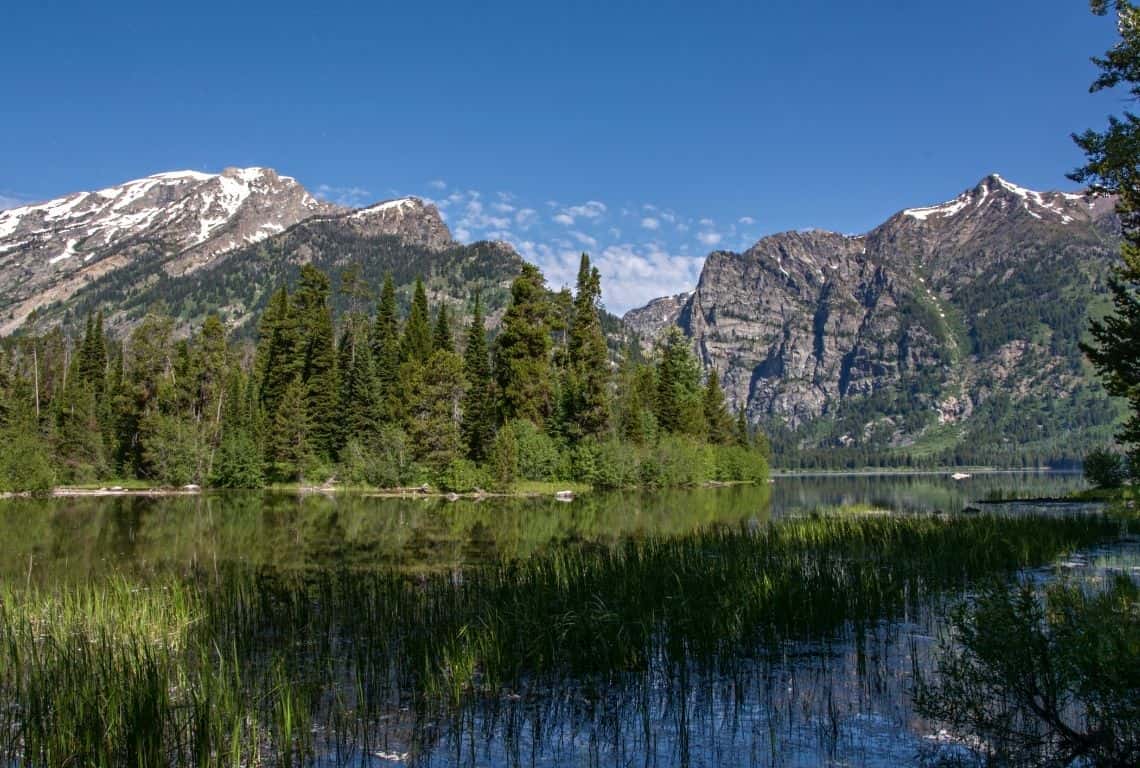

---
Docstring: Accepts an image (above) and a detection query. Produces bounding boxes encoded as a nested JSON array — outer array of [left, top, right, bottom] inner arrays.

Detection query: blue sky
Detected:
[[0, 1, 1124, 311]]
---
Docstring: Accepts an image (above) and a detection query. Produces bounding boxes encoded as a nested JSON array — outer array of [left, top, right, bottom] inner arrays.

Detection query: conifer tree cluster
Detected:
[[0, 257, 768, 492]]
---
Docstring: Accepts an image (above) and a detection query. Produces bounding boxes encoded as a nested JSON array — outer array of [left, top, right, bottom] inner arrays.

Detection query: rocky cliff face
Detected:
[[0, 168, 457, 335], [626, 175, 1121, 462]]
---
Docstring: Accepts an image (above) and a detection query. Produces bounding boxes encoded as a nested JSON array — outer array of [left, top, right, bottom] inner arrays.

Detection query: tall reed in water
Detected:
[[0, 510, 1126, 765]]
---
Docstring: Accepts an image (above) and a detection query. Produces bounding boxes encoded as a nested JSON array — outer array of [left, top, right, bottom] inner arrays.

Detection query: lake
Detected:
[[0, 471, 1130, 767]]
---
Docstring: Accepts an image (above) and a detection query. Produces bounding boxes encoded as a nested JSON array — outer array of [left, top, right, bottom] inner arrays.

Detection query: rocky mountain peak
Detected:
[[623, 173, 1121, 462], [331, 196, 453, 251], [900, 173, 1090, 226], [0, 167, 339, 334]]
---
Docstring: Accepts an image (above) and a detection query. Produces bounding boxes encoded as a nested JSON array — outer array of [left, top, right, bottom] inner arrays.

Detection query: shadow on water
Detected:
[[0, 472, 1128, 767]]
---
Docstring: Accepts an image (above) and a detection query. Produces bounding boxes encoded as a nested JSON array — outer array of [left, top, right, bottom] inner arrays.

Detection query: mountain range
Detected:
[[0, 168, 1123, 465], [0, 167, 521, 335], [625, 174, 1122, 465]]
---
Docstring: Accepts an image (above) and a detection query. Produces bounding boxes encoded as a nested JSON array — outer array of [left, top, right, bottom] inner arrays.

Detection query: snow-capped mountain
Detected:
[[0, 168, 463, 335], [900, 173, 1094, 223], [624, 173, 1121, 464]]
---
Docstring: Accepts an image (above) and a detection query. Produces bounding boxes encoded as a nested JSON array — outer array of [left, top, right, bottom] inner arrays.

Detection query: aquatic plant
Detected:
[[0, 509, 1126, 765]]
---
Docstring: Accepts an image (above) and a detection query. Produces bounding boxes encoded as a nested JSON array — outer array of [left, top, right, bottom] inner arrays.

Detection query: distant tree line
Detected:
[[0, 256, 768, 493]]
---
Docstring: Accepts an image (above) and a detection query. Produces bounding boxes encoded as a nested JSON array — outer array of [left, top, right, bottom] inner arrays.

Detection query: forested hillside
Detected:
[[0, 257, 768, 493]]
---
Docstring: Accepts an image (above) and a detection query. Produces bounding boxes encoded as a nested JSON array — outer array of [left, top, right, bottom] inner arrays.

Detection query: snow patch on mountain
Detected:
[[351, 197, 420, 219], [903, 174, 1088, 224]]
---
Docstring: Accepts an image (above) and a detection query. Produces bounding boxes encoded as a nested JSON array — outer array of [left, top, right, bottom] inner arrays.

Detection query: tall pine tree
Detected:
[[401, 277, 433, 363], [255, 287, 298, 419], [371, 273, 402, 422], [702, 368, 734, 445], [461, 293, 495, 461], [564, 254, 611, 440], [291, 265, 339, 458], [494, 263, 554, 427], [433, 303, 454, 354], [655, 327, 704, 436], [1073, 0, 1140, 462]]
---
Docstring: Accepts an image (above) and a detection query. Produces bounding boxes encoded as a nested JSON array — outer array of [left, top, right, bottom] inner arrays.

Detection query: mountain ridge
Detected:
[[625, 174, 1121, 465], [0, 167, 459, 335]]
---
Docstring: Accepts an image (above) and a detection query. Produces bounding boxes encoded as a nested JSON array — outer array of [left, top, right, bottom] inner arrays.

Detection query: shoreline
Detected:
[[769, 467, 1081, 478], [1, 479, 762, 501]]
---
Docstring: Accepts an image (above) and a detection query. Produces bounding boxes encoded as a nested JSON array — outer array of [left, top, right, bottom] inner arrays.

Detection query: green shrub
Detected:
[[511, 420, 565, 481], [209, 431, 263, 489], [369, 427, 417, 488], [139, 412, 204, 486], [1083, 447, 1127, 488], [488, 426, 518, 490], [438, 459, 488, 492], [640, 435, 713, 487], [574, 438, 640, 489], [713, 445, 769, 483], [0, 429, 56, 494]]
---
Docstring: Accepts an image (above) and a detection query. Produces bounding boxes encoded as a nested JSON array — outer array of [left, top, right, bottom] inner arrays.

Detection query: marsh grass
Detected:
[[0, 510, 1128, 766]]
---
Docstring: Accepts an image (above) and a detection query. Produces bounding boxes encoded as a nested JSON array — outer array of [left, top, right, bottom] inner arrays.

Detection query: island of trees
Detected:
[[0, 255, 768, 493]]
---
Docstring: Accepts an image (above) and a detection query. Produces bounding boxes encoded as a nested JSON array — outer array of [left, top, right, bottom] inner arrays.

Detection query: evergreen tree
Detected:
[[291, 265, 339, 457], [194, 316, 229, 473], [54, 354, 106, 481], [371, 273, 402, 422], [494, 263, 554, 427], [735, 406, 751, 448], [116, 313, 174, 476], [401, 277, 433, 363], [337, 322, 379, 445], [1073, 0, 1140, 462], [461, 293, 495, 461], [336, 262, 379, 448], [404, 350, 467, 472], [616, 352, 656, 444], [655, 327, 704, 435], [77, 311, 107, 401], [702, 368, 734, 445], [565, 254, 611, 441], [212, 368, 263, 488], [255, 287, 298, 419], [433, 303, 454, 354], [268, 377, 310, 482]]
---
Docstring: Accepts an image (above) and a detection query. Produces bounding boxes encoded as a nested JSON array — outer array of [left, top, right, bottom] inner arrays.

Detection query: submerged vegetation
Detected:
[[0, 507, 1126, 766], [917, 575, 1140, 768]]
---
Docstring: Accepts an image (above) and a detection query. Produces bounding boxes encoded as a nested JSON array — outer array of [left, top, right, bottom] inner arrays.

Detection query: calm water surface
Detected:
[[0, 471, 1127, 767]]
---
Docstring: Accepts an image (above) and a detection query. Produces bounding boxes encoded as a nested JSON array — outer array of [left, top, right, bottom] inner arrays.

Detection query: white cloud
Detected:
[[592, 243, 706, 313], [738, 216, 755, 225], [455, 227, 472, 241], [553, 200, 607, 226], [571, 230, 598, 248], [515, 238, 705, 314], [515, 208, 537, 228], [697, 231, 723, 247], [428, 179, 447, 190], [315, 184, 372, 207], [492, 202, 516, 214], [640, 217, 660, 230], [699, 217, 715, 227]]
